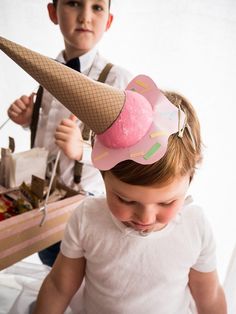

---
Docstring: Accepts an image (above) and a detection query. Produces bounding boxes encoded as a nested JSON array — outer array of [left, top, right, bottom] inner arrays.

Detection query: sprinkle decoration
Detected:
[[130, 152, 144, 158], [94, 151, 109, 161], [134, 79, 151, 94], [144, 143, 161, 160], [149, 131, 168, 138]]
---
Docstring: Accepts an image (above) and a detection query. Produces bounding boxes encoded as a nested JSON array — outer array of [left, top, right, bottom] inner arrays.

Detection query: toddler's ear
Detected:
[[47, 3, 58, 25], [105, 14, 114, 31]]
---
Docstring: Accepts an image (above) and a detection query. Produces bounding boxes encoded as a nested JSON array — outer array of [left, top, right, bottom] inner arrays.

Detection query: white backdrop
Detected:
[[0, 0, 236, 283]]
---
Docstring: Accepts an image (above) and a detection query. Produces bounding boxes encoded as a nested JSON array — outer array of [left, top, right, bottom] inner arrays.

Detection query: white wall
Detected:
[[1, 0, 236, 282]]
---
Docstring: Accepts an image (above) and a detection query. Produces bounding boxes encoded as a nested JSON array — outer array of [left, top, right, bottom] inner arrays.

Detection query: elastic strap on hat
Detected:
[[177, 105, 196, 151]]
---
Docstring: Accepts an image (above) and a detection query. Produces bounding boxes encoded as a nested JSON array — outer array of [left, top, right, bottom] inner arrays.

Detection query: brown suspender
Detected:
[[30, 62, 114, 185], [30, 85, 44, 148], [97, 62, 113, 83]]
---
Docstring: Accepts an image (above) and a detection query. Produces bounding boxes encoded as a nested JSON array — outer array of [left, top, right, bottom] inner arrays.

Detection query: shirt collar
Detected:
[[107, 196, 193, 238], [56, 47, 97, 74]]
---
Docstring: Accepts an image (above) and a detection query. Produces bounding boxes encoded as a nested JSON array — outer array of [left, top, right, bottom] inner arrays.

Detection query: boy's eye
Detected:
[[66, 1, 81, 7], [65, 1, 104, 10], [93, 4, 104, 11]]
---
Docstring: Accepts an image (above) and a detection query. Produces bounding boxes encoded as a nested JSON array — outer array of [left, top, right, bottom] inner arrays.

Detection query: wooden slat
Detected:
[[0, 194, 84, 270]]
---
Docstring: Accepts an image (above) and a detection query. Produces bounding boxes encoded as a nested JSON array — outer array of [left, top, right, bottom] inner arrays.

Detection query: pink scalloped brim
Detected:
[[92, 75, 186, 170]]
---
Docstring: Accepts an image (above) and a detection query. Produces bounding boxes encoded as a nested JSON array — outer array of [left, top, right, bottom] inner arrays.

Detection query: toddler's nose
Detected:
[[135, 205, 158, 225]]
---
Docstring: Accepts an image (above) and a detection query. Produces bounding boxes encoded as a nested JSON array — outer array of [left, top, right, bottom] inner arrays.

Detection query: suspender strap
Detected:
[[30, 85, 44, 148], [97, 63, 113, 83], [73, 161, 83, 184], [81, 124, 91, 141], [74, 62, 114, 184]]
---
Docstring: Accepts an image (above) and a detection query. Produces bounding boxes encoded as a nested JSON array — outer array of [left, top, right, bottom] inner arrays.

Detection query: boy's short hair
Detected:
[[107, 92, 202, 186], [52, 0, 111, 9]]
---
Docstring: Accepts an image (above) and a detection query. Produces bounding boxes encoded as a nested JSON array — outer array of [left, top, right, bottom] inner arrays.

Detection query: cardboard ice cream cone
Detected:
[[1, 36, 187, 171], [0, 36, 125, 134]]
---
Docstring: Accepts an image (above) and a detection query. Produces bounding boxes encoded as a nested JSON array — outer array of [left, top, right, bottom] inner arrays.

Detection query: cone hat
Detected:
[[0, 36, 125, 134]]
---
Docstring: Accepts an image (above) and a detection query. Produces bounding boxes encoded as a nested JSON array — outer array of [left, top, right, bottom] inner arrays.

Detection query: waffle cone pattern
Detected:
[[0, 36, 125, 134]]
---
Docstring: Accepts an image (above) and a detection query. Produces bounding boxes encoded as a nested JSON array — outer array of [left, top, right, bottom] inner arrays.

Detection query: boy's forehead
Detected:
[[54, 0, 111, 4]]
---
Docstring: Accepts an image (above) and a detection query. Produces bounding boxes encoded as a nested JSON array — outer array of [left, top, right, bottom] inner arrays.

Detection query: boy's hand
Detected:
[[55, 114, 83, 161], [7, 93, 35, 126]]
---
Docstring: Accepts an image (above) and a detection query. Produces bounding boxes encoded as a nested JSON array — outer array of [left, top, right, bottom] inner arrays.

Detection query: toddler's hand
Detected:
[[55, 114, 83, 160], [7, 93, 35, 126]]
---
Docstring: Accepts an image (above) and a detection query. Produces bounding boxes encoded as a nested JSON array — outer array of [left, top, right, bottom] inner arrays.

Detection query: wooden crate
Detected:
[[0, 194, 84, 270]]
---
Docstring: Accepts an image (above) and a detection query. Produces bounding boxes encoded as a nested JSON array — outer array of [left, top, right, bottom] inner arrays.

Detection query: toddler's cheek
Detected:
[[110, 207, 130, 221], [158, 209, 178, 223]]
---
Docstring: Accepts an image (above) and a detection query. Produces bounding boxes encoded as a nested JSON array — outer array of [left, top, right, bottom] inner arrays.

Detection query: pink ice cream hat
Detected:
[[92, 75, 186, 170], [0, 36, 186, 170]]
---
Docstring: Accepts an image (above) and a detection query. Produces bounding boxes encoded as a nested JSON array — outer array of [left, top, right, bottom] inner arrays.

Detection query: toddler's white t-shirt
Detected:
[[61, 196, 216, 314]]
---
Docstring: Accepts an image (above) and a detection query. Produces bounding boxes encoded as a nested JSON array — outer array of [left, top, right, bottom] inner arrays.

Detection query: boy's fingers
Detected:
[[56, 125, 70, 134], [55, 132, 68, 142], [59, 117, 78, 128], [11, 100, 27, 113], [29, 92, 37, 104], [8, 109, 20, 118], [69, 114, 78, 122], [20, 95, 32, 105]]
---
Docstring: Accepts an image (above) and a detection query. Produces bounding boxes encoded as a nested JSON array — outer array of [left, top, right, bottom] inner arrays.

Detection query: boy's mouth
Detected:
[[76, 28, 92, 33]]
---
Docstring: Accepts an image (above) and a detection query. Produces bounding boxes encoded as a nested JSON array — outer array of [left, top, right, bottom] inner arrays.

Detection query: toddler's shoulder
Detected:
[[69, 196, 113, 235], [181, 195, 207, 225], [72, 195, 108, 217]]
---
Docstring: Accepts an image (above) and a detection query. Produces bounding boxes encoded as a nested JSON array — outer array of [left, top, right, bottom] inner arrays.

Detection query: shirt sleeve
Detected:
[[80, 142, 92, 165], [191, 211, 217, 273], [60, 203, 85, 259]]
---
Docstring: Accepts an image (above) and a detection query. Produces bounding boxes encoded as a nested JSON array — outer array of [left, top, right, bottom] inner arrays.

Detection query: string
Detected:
[[0, 118, 10, 130], [39, 150, 61, 226]]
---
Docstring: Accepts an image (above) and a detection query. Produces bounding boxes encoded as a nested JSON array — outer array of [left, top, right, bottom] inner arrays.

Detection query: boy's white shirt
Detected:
[[61, 196, 216, 314], [34, 48, 133, 195]]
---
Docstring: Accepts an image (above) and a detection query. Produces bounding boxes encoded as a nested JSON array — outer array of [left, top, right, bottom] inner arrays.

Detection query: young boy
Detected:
[[0, 36, 227, 313], [7, 0, 132, 266]]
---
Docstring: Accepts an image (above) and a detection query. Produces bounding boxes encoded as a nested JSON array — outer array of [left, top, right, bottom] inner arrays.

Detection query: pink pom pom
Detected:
[[97, 90, 153, 148]]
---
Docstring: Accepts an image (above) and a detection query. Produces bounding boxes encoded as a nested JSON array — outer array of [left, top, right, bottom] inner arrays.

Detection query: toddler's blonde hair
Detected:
[[106, 92, 202, 186]]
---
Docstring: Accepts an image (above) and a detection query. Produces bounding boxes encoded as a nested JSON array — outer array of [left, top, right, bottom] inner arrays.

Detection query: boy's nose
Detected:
[[78, 6, 92, 24]]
